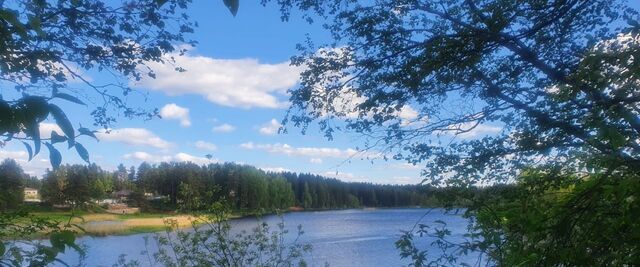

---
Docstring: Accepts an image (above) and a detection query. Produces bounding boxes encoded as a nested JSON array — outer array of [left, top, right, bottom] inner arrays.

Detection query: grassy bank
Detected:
[[30, 212, 197, 236]]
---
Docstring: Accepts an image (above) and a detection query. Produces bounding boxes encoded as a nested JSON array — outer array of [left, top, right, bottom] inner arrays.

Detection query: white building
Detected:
[[23, 187, 41, 202]]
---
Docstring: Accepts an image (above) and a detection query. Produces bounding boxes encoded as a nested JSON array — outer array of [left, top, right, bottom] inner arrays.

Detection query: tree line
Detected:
[[0, 159, 475, 212]]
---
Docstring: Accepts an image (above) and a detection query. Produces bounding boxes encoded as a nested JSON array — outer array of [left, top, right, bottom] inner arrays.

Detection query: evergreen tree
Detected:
[[0, 159, 25, 210], [303, 183, 313, 209]]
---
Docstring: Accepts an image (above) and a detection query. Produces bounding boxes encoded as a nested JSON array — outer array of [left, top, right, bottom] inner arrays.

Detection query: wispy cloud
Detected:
[[212, 123, 236, 133], [194, 141, 217, 151], [123, 151, 218, 165], [320, 171, 371, 183], [391, 163, 423, 170], [437, 123, 503, 139], [240, 142, 359, 159], [97, 128, 173, 150]]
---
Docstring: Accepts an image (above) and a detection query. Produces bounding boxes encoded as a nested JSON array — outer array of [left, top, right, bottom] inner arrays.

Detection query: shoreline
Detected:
[[26, 206, 444, 238]]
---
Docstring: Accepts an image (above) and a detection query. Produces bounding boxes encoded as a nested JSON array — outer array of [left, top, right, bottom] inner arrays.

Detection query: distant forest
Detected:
[[0, 159, 477, 212]]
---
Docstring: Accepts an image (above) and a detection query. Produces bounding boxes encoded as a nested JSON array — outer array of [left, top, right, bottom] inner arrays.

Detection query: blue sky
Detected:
[[1, 2, 505, 183]]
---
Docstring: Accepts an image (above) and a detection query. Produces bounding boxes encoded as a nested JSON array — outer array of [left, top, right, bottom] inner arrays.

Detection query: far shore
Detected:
[[28, 206, 438, 238]]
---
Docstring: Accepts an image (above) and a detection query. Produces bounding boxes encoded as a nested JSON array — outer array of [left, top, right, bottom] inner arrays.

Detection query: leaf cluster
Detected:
[[134, 201, 312, 267], [0, 210, 84, 267]]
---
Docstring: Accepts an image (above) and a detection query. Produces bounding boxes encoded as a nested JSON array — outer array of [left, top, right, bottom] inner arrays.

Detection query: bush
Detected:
[[119, 201, 313, 267]]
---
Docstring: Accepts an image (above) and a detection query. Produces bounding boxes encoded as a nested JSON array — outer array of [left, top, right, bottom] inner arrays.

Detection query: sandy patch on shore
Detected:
[[79, 215, 196, 235]]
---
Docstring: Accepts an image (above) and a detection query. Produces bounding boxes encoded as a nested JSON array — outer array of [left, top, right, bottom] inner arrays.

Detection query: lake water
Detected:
[[56, 208, 482, 266]]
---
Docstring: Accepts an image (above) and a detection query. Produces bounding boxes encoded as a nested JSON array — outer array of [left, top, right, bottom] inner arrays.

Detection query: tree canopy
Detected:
[[0, 0, 238, 169], [0, 159, 26, 210], [32, 160, 465, 211], [266, 0, 640, 265], [273, 0, 640, 185]]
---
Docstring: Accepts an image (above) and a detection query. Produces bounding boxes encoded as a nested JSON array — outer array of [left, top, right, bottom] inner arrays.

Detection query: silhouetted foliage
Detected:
[[0, 159, 26, 210], [142, 202, 312, 267], [0, 210, 83, 266], [265, 0, 640, 265]]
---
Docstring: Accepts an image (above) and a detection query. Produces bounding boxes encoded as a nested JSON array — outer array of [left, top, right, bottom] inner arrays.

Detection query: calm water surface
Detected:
[[56, 208, 481, 266]]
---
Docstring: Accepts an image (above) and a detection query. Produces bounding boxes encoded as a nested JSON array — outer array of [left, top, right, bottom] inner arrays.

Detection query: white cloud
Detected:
[[122, 151, 161, 162], [212, 123, 236, 133], [392, 162, 423, 170], [38, 122, 63, 139], [0, 150, 29, 160], [313, 87, 365, 119], [435, 122, 503, 139], [160, 103, 191, 127], [123, 151, 218, 165], [456, 123, 502, 138], [19, 122, 98, 144], [240, 142, 359, 159], [16, 122, 63, 139], [309, 158, 323, 164], [322, 171, 419, 185], [258, 119, 282, 136], [97, 128, 173, 150], [311, 86, 423, 126], [174, 152, 218, 165], [239, 142, 255, 149], [133, 49, 302, 109], [397, 106, 423, 126], [0, 150, 51, 176], [194, 141, 217, 151], [320, 171, 370, 183]]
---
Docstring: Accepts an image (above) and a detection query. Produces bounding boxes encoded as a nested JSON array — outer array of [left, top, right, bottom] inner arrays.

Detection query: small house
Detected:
[[113, 189, 133, 202], [23, 187, 40, 202]]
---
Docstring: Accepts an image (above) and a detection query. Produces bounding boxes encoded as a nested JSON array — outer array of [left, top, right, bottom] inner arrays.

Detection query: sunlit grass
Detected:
[[81, 216, 195, 236], [27, 211, 196, 236]]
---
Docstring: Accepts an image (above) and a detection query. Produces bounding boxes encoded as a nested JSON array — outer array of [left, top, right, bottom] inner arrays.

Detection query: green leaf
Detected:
[[78, 127, 97, 140], [601, 126, 626, 149], [48, 104, 75, 147], [0, 10, 28, 38], [156, 0, 169, 7], [27, 121, 41, 156], [50, 233, 65, 251], [49, 231, 75, 254], [223, 0, 239, 16], [51, 131, 67, 144], [0, 100, 13, 130], [53, 93, 86, 106], [28, 15, 44, 36], [21, 96, 50, 122], [45, 143, 62, 169], [60, 230, 75, 244], [74, 143, 90, 164], [22, 141, 33, 161]]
